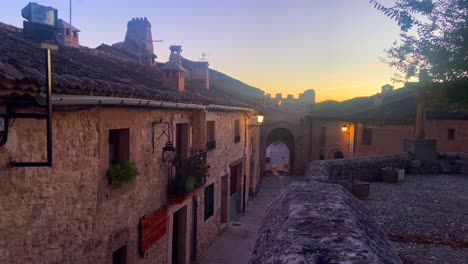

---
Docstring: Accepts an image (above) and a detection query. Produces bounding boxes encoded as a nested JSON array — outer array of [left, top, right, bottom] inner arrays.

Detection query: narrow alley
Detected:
[[200, 175, 304, 264]]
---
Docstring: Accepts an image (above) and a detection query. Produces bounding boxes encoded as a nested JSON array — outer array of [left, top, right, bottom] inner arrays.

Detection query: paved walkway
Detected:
[[200, 175, 304, 264]]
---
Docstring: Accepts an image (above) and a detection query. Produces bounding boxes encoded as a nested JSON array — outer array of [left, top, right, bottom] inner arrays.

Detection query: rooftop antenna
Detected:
[[199, 52, 209, 61], [69, 0, 72, 48]]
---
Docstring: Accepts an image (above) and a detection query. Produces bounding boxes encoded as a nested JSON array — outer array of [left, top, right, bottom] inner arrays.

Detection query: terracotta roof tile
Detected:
[[0, 22, 254, 107]]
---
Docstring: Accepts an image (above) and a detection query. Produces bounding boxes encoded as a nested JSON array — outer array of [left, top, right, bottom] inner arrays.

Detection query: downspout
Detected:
[[191, 196, 198, 261], [242, 113, 248, 213]]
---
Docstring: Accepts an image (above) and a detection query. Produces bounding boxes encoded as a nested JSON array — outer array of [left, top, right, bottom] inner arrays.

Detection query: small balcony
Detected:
[[168, 151, 208, 203], [206, 140, 216, 151]]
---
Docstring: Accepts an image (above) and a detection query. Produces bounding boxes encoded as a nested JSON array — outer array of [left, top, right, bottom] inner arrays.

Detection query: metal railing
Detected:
[[168, 152, 207, 197]]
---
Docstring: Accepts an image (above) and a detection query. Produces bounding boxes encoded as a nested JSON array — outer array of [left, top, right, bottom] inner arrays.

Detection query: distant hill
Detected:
[[209, 69, 264, 106], [310, 88, 417, 124]]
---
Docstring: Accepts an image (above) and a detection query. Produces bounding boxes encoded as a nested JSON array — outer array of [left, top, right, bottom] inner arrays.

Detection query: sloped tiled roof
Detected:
[[0, 22, 255, 109], [160, 61, 187, 72]]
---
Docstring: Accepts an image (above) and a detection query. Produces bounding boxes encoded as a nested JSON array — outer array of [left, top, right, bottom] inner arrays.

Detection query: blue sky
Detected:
[[2, 0, 402, 101]]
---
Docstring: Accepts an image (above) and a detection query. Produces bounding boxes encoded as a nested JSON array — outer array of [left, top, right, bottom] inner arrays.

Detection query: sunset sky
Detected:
[[2, 0, 402, 102]]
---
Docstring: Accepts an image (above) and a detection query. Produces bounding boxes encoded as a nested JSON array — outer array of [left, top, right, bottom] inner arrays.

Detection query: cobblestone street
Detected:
[[199, 175, 304, 264], [362, 174, 468, 264]]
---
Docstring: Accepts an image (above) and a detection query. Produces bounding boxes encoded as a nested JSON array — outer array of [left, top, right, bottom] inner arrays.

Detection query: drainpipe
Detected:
[[191, 196, 198, 261], [242, 113, 248, 213]]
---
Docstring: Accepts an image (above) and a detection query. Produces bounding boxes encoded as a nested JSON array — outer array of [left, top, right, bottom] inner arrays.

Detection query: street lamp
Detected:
[[257, 115, 264, 125], [341, 123, 349, 132]]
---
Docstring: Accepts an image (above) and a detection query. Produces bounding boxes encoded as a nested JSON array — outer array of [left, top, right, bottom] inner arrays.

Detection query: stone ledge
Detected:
[[250, 181, 401, 264], [306, 153, 411, 182]]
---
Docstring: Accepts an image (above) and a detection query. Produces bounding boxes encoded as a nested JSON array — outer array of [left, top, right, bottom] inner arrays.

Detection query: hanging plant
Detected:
[[185, 176, 196, 192], [107, 161, 140, 188]]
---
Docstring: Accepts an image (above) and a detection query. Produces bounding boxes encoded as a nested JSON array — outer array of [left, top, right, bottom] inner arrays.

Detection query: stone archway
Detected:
[[266, 128, 295, 173], [332, 150, 344, 159]]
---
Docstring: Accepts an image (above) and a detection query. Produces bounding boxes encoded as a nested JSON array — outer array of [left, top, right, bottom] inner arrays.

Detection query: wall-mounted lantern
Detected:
[[341, 123, 349, 132], [162, 141, 176, 162], [249, 114, 265, 129], [257, 115, 264, 125]]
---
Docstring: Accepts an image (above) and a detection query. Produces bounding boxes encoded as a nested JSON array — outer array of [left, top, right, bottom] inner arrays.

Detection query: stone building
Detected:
[[167, 45, 210, 90], [260, 83, 468, 175], [0, 16, 261, 264], [306, 84, 468, 160]]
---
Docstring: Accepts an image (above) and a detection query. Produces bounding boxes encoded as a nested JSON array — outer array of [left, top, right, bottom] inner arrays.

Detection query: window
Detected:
[[448, 128, 455, 140], [109, 129, 130, 165], [112, 245, 127, 264], [234, 119, 240, 143], [320, 127, 326, 147], [206, 121, 216, 150], [66, 29, 70, 36], [361, 127, 372, 145], [204, 184, 214, 221]]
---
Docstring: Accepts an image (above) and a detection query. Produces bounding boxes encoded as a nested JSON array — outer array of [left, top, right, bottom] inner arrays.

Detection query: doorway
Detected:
[[333, 150, 345, 159], [172, 206, 188, 264], [229, 163, 242, 219]]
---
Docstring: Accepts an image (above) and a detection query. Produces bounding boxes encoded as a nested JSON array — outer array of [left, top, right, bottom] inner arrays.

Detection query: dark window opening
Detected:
[[234, 119, 240, 143], [109, 129, 130, 165], [204, 184, 214, 220], [66, 28, 70, 36], [361, 127, 372, 145], [320, 127, 326, 147], [448, 128, 455, 140], [112, 245, 127, 264], [206, 121, 216, 150]]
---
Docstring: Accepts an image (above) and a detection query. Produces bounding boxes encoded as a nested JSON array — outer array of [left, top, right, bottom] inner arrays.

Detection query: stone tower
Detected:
[[123, 17, 156, 65]]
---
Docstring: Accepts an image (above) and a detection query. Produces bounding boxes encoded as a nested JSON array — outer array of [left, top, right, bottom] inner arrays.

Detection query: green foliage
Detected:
[[107, 161, 139, 188], [185, 176, 196, 193], [370, 0, 468, 82]]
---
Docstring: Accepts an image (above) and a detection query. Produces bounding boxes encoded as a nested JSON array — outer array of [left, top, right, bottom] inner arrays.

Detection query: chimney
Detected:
[[124, 17, 156, 65], [169, 45, 183, 65]]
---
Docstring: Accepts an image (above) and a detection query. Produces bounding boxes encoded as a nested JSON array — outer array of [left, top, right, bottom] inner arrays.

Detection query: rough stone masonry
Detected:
[[249, 181, 401, 264]]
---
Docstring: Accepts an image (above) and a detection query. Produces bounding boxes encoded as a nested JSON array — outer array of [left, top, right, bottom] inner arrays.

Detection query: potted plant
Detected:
[[107, 160, 139, 188]]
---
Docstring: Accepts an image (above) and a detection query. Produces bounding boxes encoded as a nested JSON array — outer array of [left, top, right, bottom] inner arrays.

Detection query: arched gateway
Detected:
[[265, 128, 295, 173]]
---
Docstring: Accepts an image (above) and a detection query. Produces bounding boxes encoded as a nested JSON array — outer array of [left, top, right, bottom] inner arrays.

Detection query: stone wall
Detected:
[[306, 153, 412, 182], [197, 111, 246, 258], [0, 107, 259, 264], [250, 181, 401, 264], [354, 123, 414, 157]]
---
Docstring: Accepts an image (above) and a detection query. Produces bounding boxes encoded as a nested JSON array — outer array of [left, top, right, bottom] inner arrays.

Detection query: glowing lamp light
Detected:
[[341, 124, 349, 132], [257, 115, 264, 124]]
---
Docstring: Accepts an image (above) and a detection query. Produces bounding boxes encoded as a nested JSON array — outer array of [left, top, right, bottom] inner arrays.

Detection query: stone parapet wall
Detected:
[[250, 181, 401, 264], [306, 153, 412, 182]]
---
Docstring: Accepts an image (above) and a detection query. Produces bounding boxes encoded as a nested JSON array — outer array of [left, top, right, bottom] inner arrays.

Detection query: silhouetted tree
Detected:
[[370, 0, 467, 82]]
